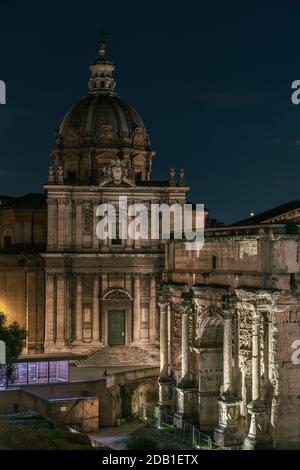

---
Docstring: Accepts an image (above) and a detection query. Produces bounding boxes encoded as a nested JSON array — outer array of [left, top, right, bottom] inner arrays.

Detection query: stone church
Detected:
[[1, 40, 300, 449], [0, 39, 186, 355]]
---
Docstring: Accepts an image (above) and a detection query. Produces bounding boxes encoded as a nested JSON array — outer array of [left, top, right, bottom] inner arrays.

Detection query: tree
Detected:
[[0, 312, 27, 388]]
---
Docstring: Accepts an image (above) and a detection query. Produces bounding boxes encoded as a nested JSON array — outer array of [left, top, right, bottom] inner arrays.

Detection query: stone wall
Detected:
[[0, 367, 159, 429], [0, 389, 98, 433], [170, 235, 300, 291], [0, 255, 45, 353]]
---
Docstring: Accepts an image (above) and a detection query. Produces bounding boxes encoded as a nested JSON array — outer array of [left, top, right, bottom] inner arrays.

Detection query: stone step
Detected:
[[75, 346, 159, 368]]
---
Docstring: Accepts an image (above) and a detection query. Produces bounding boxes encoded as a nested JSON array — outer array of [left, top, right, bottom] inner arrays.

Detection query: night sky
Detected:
[[1, 1, 300, 223]]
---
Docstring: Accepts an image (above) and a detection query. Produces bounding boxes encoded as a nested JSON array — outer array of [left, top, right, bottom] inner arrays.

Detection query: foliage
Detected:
[[0, 311, 27, 388], [0, 421, 94, 450], [0, 312, 27, 362]]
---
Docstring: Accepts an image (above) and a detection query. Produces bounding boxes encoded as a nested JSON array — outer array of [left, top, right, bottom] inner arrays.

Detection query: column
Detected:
[[252, 314, 261, 401], [75, 275, 83, 342], [92, 275, 100, 342], [57, 200, 67, 248], [243, 311, 271, 450], [75, 200, 82, 249], [47, 199, 55, 249], [173, 298, 198, 427], [66, 199, 72, 249], [223, 311, 233, 395], [125, 204, 134, 250], [159, 297, 169, 380], [155, 287, 174, 424], [149, 274, 157, 343], [45, 274, 54, 350], [133, 274, 141, 343], [56, 274, 65, 345], [65, 275, 72, 344], [93, 200, 100, 250], [181, 309, 190, 384], [214, 306, 244, 448]]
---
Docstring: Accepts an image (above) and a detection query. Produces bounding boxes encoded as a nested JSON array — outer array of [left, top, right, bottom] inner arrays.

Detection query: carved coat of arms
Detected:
[[99, 158, 135, 187]]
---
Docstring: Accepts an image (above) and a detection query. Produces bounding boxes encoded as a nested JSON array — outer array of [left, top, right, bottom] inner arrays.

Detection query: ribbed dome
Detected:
[[59, 94, 146, 139], [49, 41, 154, 184]]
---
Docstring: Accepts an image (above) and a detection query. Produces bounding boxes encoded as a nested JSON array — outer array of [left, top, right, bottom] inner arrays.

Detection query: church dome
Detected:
[[58, 94, 146, 143], [55, 39, 150, 150], [50, 39, 155, 184]]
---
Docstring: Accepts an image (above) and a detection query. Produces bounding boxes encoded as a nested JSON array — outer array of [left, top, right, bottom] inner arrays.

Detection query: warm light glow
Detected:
[[0, 300, 10, 321]]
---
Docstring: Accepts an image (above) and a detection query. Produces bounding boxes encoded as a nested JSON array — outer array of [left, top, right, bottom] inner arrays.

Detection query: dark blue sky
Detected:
[[1, 0, 300, 223]]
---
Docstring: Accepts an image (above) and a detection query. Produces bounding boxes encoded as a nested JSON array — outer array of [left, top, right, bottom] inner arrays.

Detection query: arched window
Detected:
[[3, 232, 13, 249]]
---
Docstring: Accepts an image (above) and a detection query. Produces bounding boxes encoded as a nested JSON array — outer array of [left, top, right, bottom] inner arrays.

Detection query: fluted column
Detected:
[[214, 303, 244, 448], [158, 295, 169, 381], [75, 275, 83, 342], [149, 274, 157, 343], [173, 297, 198, 427], [243, 310, 271, 449], [223, 310, 233, 395], [181, 309, 190, 383], [155, 286, 175, 421], [92, 275, 100, 342], [133, 274, 141, 343]]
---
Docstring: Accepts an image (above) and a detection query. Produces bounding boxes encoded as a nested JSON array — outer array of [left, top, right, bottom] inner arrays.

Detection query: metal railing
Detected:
[[140, 404, 225, 450]]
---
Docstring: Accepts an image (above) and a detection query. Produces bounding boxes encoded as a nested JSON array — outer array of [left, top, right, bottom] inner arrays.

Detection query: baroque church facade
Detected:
[[0, 40, 189, 354], [1, 41, 300, 449]]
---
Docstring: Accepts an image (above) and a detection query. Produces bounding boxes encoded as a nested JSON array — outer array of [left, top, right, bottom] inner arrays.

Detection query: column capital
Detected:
[[158, 284, 170, 308], [222, 309, 233, 321], [173, 299, 194, 316], [56, 272, 66, 280], [252, 310, 261, 324], [57, 198, 70, 206], [47, 198, 56, 206], [158, 294, 169, 309]]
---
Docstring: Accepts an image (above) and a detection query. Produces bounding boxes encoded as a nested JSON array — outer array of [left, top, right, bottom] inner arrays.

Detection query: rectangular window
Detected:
[[57, 361, 69, 381], [111, 218, 123, 245], [14, 363, 28, 385], [28, 363, 38, 383], [49, 361, 69, 382], [37, 362, 48, 383]]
